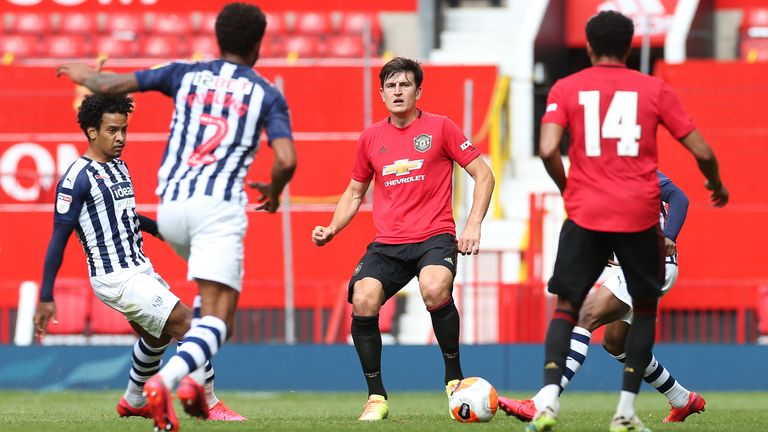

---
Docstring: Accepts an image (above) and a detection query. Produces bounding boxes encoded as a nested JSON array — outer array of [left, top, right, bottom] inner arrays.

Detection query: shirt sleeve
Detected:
[[53, 172, 87, 227], [39, 222, 75, 302], [137, 214, 159, 237], [351, 132, 373, 183], [134, 62, 187, 96], [263, 89, 293, 145], [442, 117, 480, 168], [659, 173, 689, 242], [658, 81, 696, 140], [541, 80, 568, 127]]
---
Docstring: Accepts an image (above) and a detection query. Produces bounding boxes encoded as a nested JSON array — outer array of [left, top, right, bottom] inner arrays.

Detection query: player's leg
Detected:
[[152, 280, 236, 417], [351, 277, 389, 420], [149, 196, 246, 420], [560, 274, 632, 390], [603, 320, 704, 422], [117, 321, 174, 418], [527, 220, 610, 432], [90, 265, 185, 424], [415, 234, 462, 391], [500, 274, 631, 422], [185, 294, 246, 421], [348, 243, 412, 421], [609, 226, 664, 431]]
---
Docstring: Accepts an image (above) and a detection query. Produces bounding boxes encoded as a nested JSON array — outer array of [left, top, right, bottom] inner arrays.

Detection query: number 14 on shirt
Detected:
[[579, 90, 641, 157]]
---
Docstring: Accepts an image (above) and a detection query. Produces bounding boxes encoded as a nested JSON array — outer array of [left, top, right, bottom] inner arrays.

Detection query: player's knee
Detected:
[[577, 307, 601, 331], [602, 341, 623, 357], [419, 279, 451, 309], [352, 281, 382, 315]]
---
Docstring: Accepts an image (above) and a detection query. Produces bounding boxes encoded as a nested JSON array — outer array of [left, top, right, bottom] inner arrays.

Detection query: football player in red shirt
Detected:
[[312, 57, 495, 421], [527, 11, 728, 432]]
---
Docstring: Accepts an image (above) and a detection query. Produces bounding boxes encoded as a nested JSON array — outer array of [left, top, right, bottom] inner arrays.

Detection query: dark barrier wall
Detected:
[[1, 344, 766, 392]]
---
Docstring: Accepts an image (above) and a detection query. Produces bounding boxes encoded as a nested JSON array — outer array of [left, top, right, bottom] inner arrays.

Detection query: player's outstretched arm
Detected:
[[250, 137, 297, 213], [312, 179, 370, 247], [457, 157, 494, 255], [34, 222, 75, 338], [539, 123, 567, 193], [679, 130, 729, 207], [56, 61, 139, 95]]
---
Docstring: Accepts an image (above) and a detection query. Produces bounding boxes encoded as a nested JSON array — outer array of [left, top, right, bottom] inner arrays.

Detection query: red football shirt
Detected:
[[352, 111, 480, 244], [542, 64, 695, 232]]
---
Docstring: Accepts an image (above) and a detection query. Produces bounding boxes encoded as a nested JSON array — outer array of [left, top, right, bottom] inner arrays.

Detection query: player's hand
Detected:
[[248, 181, 280, 213], [705, 180, 729, 208], [664, 237, 677, 257], [458, 221, 481, 255], [312, 225, 336, 246], [55, 62, 99, 85], [33, 301, 58, 339]]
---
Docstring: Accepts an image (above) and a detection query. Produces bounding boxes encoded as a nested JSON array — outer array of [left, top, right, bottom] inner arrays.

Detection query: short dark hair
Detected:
[[77, 94, 134, 140], [379, 57, 423, 88], [215, 2, 267, 57], [586, 10, 635, 59]]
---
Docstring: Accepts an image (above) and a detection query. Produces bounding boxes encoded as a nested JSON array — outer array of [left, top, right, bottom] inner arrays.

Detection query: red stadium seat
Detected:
[[46, 279, 89, 335], [282, 34, 321, 58], [265, 12, 286, 35], [197, 12, 217, 34], [293, 12, 331, 35], [58, 12, 98, 34], [325, 34, 366, 58], [0, 35, 39, 57], [260, 35, 280, 58], [89, 296, 133, 335], [741, 38, 768, 62], [140, 35, 183, 58], [11, 12, 52, 34], [94, 36, 136, 58], [43, 35, 90, 58], [149, 12, 193, 35], [104, 12, 144, 38], [188, 35, 218, 57], [339, 12, 382, 43]]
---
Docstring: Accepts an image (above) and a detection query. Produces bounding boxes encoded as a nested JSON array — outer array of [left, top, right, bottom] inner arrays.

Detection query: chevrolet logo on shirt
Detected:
[[382, 158, 424, 176]]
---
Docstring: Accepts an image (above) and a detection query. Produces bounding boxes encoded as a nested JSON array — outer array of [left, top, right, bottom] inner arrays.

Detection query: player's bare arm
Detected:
[[250, 137, 297, 213], [679, 130, 729, 207], [539, 122, 567, 193], [457, 157, 494, 255], [56, 62, 139, 95], [312, 179, 370, 246]]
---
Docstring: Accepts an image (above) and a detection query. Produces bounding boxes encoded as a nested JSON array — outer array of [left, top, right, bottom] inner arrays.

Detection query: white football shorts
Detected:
[[602, 260, 679, 324], [157, 196, 247, 292], [90, 262, 179, 338]]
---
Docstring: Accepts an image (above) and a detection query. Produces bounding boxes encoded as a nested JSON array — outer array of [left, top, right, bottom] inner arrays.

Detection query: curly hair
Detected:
[[586, 10, 635, 59], [76, 94, 134, 140], [215, 3, 267, 58], [379, 57, 423, 88]]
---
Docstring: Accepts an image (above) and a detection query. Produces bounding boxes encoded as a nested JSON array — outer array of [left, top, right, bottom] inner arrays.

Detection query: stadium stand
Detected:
[[57, 12, 98, 35], [0, 10, 382, 61], [43, 35, 89, 58]]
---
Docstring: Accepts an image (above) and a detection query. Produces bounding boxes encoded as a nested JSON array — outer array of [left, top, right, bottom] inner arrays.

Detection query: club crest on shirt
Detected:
[[413, 134, 432, 152], [56, 193, 72, 214]]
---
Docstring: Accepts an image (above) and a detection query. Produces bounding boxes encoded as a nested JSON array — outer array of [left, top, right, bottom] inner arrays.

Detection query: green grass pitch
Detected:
[[0, 390, 766, 431]]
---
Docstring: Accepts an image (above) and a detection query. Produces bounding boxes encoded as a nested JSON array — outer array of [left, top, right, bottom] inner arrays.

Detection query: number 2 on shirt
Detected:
[[187, 114, 229, 167], [579, 90, 641, 157]]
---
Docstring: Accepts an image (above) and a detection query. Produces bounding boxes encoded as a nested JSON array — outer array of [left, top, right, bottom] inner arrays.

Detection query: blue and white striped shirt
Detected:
[[135, 60, 293, 206], [54, 157, 148, 277]]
